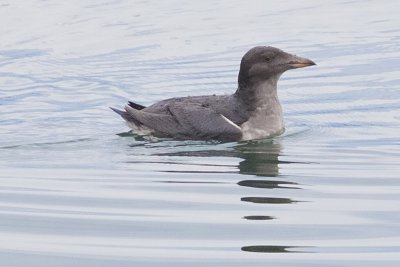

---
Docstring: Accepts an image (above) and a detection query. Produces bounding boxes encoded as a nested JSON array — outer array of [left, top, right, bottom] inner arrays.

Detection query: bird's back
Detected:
[[143, 94, 249, 126]]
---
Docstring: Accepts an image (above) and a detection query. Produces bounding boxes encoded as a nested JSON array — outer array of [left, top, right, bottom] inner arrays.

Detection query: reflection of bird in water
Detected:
[[149, 140, 301, 223], [242, 245, 306, 253], [151, 139, 300, 189], [150, 139, 284, 175], [235, 140, 282, 177], [112, 46, 315, 141], [235, 141, 300, 190], [233, 141, 301, 208], [147, 140, 304, 249]]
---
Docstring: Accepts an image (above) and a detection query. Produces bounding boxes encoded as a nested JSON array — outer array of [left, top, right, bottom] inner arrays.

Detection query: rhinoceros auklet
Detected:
[[111, 46, 315, 141]]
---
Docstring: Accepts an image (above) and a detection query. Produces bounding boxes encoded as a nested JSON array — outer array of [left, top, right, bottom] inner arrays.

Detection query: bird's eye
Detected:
[[265, 57, 271, 62]]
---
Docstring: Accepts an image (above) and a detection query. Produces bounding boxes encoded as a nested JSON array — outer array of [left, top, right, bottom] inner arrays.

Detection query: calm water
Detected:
[[1, 0, 400, 266]]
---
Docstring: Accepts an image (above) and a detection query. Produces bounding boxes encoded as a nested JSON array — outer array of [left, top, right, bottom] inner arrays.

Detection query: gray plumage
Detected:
[[111, 46, 315, 141]]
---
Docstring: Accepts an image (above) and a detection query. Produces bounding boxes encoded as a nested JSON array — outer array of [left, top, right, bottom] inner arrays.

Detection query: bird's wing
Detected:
[[125, 102, 242, 141], [124, 105, 184, 136], [168, 102, 243, 141]]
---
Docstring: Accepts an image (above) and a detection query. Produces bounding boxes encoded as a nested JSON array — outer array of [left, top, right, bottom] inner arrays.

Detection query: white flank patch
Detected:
[[220, 114, 242, 131]]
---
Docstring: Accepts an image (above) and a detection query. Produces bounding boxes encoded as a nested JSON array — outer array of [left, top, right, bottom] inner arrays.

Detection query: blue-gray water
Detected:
[[1, 1, 400, 266]]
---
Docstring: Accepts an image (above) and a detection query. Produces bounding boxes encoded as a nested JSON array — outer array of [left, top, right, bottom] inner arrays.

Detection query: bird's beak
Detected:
[[287, 54, 316, 69]]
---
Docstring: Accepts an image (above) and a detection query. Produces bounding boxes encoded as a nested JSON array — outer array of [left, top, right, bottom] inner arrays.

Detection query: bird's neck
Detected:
[[234, 74, 281, 111], [234, 75, 285, 140]]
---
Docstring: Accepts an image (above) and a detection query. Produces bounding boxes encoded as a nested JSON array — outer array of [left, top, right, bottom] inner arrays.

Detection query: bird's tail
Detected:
[[110, 106, 145, 129], [110, 107, 126, 117], [111, 100, 148, 132], [109, 107, 137, 122]]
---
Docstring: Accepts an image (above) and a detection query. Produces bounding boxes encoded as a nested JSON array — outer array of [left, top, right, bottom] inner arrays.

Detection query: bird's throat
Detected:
[[235, 74, 281, 111]]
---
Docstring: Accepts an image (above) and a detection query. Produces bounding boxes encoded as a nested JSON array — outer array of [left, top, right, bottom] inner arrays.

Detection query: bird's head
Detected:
[[238, 46, 315, 87]]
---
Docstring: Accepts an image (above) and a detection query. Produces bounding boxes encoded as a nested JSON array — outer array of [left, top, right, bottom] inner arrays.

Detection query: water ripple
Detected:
[[1, 0, 400, 266]]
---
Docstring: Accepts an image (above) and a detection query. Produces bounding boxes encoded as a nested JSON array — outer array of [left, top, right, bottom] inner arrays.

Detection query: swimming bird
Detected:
[[111, 46, 315, 141]]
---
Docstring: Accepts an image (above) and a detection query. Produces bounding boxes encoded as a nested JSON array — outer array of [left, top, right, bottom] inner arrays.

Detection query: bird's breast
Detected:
[[240, 108, 285, 140]]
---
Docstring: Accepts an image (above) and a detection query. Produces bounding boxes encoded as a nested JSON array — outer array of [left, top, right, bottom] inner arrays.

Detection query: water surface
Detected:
[[1, 0, 400, 266]]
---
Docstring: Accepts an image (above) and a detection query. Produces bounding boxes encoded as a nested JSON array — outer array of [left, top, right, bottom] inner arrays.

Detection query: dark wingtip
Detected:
[[128, 101, 146, 110]]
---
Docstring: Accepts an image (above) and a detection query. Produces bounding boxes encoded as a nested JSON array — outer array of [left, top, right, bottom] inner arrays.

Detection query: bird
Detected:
[[111, 46, 315, 141]]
